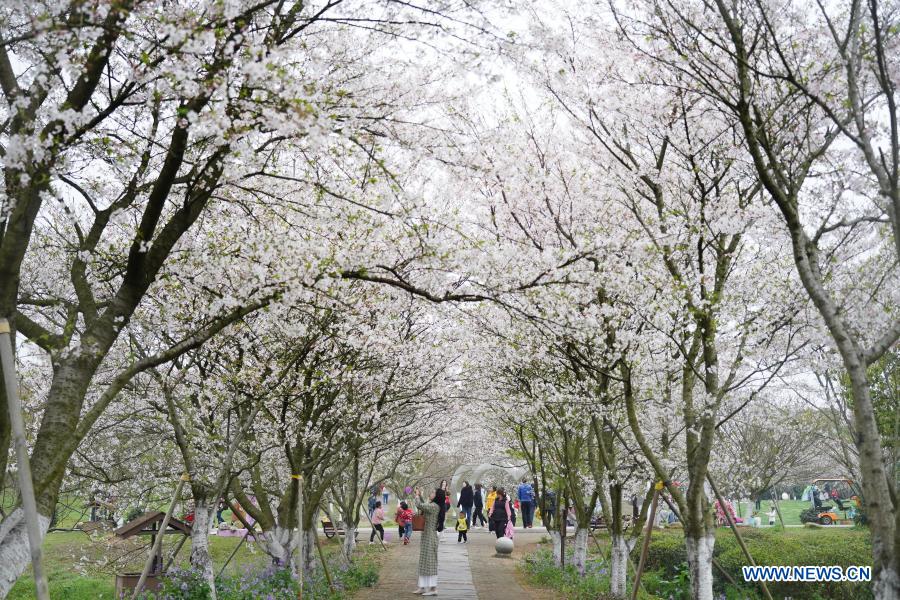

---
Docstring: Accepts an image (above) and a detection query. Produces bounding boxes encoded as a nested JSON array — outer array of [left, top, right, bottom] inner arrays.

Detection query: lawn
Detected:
[[8, 530, 270, 599], [523, 498, 818, 528], [730, 499, 812, 526], [7, 529, 374, 600]]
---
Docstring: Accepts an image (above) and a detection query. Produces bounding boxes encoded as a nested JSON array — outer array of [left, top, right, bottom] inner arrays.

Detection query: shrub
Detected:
[[522, 548, 643, 600], [799, 507, 821, 524], [643, 531, 687, 578], [641, 562, 691, 600], [139, 554, 379, 600], [217, 566, 298, 600], [714, 529, 872, 600], [140, 567, 211, 600], [336, 554, 379, 590], [642, 528, 872, 600]]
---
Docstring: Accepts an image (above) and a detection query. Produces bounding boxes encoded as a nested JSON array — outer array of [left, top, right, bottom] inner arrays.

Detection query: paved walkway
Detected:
[[437, 530, 478, 599], [355, 526, 547, 600]]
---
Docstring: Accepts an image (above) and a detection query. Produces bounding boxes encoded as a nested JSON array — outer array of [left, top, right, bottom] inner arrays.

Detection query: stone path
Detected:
[[436, 529, 478, 599], [354, 526, 546, 600]]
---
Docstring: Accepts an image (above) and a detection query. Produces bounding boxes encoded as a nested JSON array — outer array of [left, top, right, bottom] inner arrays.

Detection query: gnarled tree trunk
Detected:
[[0, 509, 51, 597], [258, 525, 295, 569], [293, 526, 317, 579]]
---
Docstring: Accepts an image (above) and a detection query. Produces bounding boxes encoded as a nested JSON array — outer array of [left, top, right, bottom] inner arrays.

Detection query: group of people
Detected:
[[450, 478, 551, 536], [361, 476, 554, 596], [408, 477, 550, 596]]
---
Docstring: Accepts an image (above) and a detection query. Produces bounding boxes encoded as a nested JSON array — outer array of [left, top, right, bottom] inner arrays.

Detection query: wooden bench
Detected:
[[321, 520, 359, 539], [588, 515, 634, 531]]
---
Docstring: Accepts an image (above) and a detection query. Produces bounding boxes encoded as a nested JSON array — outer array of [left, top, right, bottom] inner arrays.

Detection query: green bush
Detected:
[[715, 529, 872, 600], [138, 567, 293, 600], [642, 563, 691, 600], [644, 531, 686, 577], [641, 528, 872, 600], [320, 551, 380, 598], [800, 507, 821, 524]]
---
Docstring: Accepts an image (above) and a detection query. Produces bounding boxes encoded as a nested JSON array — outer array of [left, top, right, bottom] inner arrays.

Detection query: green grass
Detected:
[[8, 530, 272, 599], [2, 493, 95, 531], [730, 499, 812, 526], [8, 528, 382, 600]]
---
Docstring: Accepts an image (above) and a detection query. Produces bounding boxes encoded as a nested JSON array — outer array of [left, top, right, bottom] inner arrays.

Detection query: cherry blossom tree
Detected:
[[0, 0, 495, 593], [614, 1, 900, 594], [714, 400, 819, 509]]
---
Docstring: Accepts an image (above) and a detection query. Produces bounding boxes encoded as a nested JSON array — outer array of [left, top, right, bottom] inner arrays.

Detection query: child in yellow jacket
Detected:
[[455, 512, 468, 543]]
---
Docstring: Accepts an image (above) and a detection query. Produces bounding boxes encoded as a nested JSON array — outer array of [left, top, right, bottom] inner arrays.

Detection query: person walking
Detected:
[[457, 480, 474, 527], [440, 479, 451, 516], [488, 488, 512, 539], [517, 478, 535, 528], [369, 501, 386, 544], [455, 512, 469, 543], [367, 490, 378, 519], [413, 487, 444, 596], [472, 483, 486, 528], [485, 485, 498, 532], [215, 499, 226, 525], [543, 489, 556, 528]]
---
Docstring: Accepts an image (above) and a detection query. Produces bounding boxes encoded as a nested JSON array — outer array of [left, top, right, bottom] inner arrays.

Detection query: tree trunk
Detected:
[[295, 526, 316, 579], [0, 354, 107, 590], [685, 532, 715, 600], [609, 533, 630, 598], [548, 530, 562, 566], [189, 497, 216, 599], [258, 525, 294, 569], [0, 508, 51, 598], [341, 525, 357, 562], [844, 363, 899, 600], [0, 383, 10, 495], [571, 527, 589, 575]]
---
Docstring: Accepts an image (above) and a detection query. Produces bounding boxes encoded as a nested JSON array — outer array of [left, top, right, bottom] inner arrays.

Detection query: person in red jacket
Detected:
[[395, 501, 414, 544]]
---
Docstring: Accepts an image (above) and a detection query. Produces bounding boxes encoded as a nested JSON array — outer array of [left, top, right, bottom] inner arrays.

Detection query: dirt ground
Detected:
[[466, 526, 549, 600]]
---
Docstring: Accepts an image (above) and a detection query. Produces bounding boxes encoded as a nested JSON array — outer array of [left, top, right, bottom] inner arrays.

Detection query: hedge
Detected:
[[642, 528, 872, 599]]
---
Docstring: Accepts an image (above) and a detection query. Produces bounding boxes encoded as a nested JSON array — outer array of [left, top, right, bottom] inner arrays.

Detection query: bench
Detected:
[[321, 520, 359, 539], [589, 515, 634, 531]]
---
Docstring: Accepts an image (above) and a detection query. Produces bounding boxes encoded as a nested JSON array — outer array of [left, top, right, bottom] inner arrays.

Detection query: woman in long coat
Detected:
[[414, 487, 444, 596]]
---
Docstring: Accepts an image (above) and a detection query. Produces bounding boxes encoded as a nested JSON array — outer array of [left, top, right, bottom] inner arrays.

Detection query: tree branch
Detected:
[[74, 296, 272, 441]]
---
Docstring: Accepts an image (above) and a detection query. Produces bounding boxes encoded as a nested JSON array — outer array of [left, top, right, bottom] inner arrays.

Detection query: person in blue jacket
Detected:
[[517, 478, 535, 528]]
